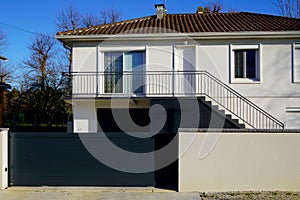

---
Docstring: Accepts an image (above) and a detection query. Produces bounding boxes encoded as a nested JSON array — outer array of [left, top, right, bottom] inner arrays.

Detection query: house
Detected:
[[57, 4, 300, 132]]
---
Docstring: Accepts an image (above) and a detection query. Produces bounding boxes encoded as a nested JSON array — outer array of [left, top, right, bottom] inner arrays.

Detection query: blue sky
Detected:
[[1, 0, 278, 66]]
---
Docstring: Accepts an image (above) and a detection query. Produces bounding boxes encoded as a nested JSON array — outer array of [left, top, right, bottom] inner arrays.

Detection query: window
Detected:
[[104, 52, 123, 93], [104, 51, 145, 93], [234, 50, 257, 79], [231, 44, 260, 83], [294, 43, 300, 83]]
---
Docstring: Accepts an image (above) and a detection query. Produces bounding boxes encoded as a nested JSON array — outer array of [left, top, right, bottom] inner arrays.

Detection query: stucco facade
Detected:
[[69, 36, 300, 130]]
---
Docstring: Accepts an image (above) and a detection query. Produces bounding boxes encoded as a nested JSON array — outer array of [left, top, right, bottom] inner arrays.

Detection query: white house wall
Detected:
[[73, 100, 98, 133], [146, 46, 173, 95], [72, 42, 99, 97], [195, 40, 300, 128], [71, 39, 300, 128], [73, 42, 98, 72], [146, 46, 173, 71]]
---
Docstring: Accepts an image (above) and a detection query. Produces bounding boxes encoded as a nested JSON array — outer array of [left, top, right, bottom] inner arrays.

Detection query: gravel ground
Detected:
[[199, 191, 300, 200]]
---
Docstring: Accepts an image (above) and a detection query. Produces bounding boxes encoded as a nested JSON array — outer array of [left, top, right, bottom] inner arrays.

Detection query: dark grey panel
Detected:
[[9, 132, 154, 186]]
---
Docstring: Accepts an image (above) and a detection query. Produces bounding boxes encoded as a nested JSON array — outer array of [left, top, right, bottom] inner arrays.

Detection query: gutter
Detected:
[[56, 31, 300, 43]]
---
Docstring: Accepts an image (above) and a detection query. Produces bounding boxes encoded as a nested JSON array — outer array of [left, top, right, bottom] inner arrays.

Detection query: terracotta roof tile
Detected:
[[57, 12, 300, 36]]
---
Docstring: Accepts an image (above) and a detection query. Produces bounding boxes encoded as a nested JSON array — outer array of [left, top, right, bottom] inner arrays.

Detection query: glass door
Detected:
[[124, 51, 145, 94], [104, 52, 123, 93]]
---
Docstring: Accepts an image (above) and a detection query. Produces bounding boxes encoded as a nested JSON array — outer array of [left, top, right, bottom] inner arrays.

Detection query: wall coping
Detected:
[[178, 128, 300, 133]]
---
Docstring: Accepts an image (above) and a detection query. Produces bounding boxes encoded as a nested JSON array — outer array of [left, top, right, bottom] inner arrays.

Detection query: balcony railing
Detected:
[[63, 71, 284, 129]]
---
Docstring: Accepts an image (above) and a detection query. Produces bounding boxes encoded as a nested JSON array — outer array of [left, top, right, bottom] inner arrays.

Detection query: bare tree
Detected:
[[206, 1, 223, 13], [56, 7, 122, 74], [82, 13, 100, 28], [24, 33, 56, 89], [273, 0, 300, 18], [56, 7, 122, 30], [0, 29, 8, 80], [100, 8, 122, 24], [0, 29, 12, 85], [108, 8, 122, 23], [0, 29, 10, 128], [56, 7, 83, 77], [22, 34, 69, 129], [0, 63, 17, 84], [56, 6, 82, 32], [99, 9, 109, 25]]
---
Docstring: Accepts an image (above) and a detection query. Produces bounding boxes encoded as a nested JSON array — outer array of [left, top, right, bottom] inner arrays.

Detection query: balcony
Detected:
[[64, 71, 207, 98], [63, 70, 284, 129]]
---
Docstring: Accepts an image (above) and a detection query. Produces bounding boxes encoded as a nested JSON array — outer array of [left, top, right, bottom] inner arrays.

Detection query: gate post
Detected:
[[0, 128, 8, 189]]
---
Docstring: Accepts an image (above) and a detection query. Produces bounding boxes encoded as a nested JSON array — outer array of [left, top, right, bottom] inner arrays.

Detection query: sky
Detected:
[[0, 0, 278, 68]]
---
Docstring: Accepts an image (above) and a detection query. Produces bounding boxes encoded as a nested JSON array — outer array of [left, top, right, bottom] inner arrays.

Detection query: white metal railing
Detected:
[[63, 71, 284, 129]]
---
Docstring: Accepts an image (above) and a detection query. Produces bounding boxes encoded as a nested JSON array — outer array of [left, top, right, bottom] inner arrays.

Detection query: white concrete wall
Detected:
[[73, 101, 98, 133], [72, 39, 300, 128], [0, 129, 8, 190], [179, 131, 300, 192]]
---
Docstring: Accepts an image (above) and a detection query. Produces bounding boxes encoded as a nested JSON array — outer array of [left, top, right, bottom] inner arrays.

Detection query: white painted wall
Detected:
[[71, 38, 300, 128], [193, 41, 300, 128], [286, 108, 300, 128], [179, 131, 300, 192], [73, 101, 98, 133], [146, 46, 173, 71], [72, 43, 98, 97], [0, 129, 8, 190], [73, 42, 98, 72]]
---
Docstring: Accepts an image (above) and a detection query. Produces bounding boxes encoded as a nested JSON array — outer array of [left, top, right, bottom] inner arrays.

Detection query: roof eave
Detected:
[[56, 31, 300, 44]]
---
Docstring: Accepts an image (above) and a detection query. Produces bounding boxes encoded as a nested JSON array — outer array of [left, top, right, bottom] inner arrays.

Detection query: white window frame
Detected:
[[99, 49, 146, 95], [98, 46, 146, 71], [293, 43, 300, 83], [98, 46, 147, 94], [230, 44, 261, 84]]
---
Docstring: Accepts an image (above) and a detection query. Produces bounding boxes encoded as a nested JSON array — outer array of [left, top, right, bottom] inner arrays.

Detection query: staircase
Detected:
[[199, 97, 245, 129], [64, 70, 284, 129], [150, 97, 245, 131], [191, 71, 284, 129]]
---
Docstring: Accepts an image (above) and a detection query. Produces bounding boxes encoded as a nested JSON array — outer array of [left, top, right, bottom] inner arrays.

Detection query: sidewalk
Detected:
[[1, 187, 299, 199], [0, 187, 201, 200]]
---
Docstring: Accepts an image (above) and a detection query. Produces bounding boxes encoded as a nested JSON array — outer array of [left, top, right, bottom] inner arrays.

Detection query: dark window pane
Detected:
[[234, 51, 244, 78], [246, 50, 256, 79], [104, 52, 123, 93]]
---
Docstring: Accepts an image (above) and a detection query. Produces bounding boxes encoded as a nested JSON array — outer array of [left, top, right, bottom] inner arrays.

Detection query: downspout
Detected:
[[96, 46, 99, 97], [172, 45, 175, 96]]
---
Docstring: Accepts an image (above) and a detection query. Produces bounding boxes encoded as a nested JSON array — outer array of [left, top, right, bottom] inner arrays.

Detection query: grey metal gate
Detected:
[[9, 132, 155, 186]]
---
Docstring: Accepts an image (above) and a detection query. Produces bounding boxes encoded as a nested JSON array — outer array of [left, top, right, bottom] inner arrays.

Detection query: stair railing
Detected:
[[63, 70, 284, 129], [190, 71, 284, 129]]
